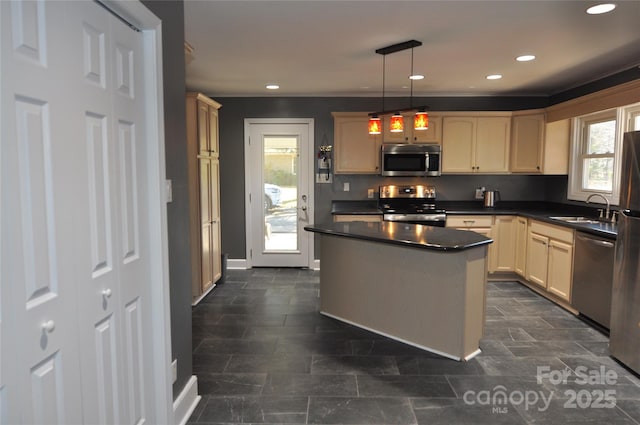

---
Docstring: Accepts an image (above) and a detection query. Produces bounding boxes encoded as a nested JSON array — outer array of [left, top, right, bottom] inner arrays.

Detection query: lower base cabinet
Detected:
[[446, 215, 495, 272], [526, 220, 574, 302]]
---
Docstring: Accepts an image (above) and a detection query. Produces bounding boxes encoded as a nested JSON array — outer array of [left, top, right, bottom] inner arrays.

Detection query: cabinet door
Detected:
[[515, 217, 528, 277], [510, 113, 544, 173], [208, 105, 219, 156], [201, 223, 214, 293], [334, 115, 381, 174], [493, 216, 517, 272], [527, 232, 549, 288], [442, 117, 475, 172], [475, 117, 510, 173], [199, 158, 212, 223], [543, 119, 570, 174], [412, 114, 442, 144], [382, 114, 410, 144], [547, 240, 573, 302], [210, 159, 222, 283], [197, 99, 210, 153]]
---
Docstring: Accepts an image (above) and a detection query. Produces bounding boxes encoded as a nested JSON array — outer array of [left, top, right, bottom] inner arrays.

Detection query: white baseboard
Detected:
[[227, 258, 248, 269], [173, 375, 201, 425], [227, 258, 319, 270]]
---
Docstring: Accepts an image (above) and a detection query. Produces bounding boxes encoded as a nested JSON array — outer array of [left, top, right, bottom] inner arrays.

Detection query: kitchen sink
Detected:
[[549, 216, 602, 224]]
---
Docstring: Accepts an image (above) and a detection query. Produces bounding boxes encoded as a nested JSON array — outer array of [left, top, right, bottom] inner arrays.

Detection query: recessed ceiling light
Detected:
[[266, 84, 279, 90], [409, 74, 425, 80], [586, 3, 616, 14], [486, 74, 502, 80], [516, 55, 536, 62]]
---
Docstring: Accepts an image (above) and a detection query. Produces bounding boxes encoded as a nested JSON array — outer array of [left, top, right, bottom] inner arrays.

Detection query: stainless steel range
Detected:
[[378, 184, 446, 227]]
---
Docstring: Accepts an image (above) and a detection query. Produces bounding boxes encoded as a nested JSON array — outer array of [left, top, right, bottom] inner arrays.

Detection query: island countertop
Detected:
[[304, 221, 492, 251]]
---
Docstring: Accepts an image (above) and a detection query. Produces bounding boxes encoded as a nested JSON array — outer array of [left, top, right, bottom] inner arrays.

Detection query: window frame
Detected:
[[568, 103, 640, 205]]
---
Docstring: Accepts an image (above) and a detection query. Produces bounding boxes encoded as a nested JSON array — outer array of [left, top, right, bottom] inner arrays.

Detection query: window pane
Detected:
[[582, 158, 613, 191], [586, 120, 616, 154]]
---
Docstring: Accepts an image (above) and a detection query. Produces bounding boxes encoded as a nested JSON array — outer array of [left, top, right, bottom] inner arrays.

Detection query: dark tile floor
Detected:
[[188, 268, 640, 425]]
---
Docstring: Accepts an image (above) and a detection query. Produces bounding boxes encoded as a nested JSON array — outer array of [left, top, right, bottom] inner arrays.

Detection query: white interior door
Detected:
[[1, 1, 170, 423], [245, 119, 314, 268]]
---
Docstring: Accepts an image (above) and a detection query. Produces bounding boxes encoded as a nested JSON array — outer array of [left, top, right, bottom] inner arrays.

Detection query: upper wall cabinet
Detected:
[[442, 114, 511, 173], [510, 111, 545, 173], [383, 113, 442, 144], [191, 93, 221, 157], [332, 112, 381, 174], [542, 119, 570, 175], [510, 111, 570, 175]]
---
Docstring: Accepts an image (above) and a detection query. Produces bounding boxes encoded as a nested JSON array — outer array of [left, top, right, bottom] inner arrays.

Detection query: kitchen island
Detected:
[[304, 221, 492, 361]]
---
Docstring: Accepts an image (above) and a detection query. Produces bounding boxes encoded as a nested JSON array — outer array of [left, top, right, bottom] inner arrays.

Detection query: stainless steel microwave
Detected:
[[381, 144, 441, 176]]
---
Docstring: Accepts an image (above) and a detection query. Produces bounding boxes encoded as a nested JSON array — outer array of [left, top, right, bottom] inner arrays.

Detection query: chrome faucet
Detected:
[[586, 193, 610, 221]]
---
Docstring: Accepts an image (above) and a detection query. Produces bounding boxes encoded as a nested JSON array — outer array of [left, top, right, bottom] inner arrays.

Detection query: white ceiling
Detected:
[[184, 1, 640, 98]]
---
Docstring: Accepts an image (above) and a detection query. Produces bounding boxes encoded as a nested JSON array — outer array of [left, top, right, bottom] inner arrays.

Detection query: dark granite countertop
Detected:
[[330, 200, 617, 240], [304, 221, 493, 252]]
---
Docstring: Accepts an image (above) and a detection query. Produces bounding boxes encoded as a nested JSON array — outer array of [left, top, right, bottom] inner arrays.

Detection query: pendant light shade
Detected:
[[389, 113, 404, 133], [368, 116, 382, 135], [414, 111, 429, 131]]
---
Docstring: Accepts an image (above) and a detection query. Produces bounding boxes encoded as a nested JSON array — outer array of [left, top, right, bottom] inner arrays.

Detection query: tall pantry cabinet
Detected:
[[186, 93, 222, 303]]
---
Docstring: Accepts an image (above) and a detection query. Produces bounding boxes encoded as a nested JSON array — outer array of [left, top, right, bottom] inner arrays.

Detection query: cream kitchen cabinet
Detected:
[[491, 216, 517, 272], [187, 92, 222, 303], [332, 112, 382, 174], [514, 216, 528, 277], [510, 111, 545, 173], [542, 119, 570, 175], [383, 113, 442, 144], [442, 115, 511, 173], [446, 215, 494, 272], [526, 220, 574, 302], [509, 111, 570, 175]]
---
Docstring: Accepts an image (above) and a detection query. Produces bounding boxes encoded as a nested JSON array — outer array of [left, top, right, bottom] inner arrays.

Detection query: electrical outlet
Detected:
[[316, 173, 332, 183], [343, 182, 350, 192], [171, 359, 177, 383], [367, 188, 374, 198], [165, 180, 172, 203], [475, 187, 486, 199]]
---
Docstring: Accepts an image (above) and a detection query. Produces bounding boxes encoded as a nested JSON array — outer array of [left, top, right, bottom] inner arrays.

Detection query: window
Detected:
[[568, 103, 640, 205]]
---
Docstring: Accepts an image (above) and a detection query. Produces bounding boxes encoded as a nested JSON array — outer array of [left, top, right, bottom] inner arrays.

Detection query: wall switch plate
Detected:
[[343, 182, 350, 191]]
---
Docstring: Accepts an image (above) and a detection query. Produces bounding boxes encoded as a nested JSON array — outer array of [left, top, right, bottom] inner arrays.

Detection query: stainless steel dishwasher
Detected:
[[572, 231, 616, 329]]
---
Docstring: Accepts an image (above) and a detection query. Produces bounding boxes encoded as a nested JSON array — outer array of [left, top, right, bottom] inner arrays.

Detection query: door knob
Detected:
[[302, 194, 307, 201], [102, 288, 113, 298], [301, 206, 307, 211], [42, 320, 55, 332]]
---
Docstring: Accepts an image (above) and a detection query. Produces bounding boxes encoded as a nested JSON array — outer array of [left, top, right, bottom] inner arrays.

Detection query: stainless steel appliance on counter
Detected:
[[610, 130, 640, 374], [572, 231, 615, 329], [378, 184, 446, 226]]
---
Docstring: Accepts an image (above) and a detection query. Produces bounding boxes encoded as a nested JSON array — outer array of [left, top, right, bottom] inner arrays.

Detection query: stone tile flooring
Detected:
[[188, 268, 640, 424]]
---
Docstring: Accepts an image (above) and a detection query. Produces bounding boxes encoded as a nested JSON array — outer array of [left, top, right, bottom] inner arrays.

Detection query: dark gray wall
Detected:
[[214, 96, 558, 260], [141, 0, 193, 400]]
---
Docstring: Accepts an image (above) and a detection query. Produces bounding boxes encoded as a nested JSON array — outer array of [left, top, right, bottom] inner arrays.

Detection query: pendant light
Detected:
[[368, 116, 381, 134], [414, 111, 429, 131], [368, 40, 429, 135], [389, 113, 404, 132]]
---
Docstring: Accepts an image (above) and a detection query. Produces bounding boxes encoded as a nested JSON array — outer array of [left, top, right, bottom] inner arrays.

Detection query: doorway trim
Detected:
[[244, 118, 315, 269]]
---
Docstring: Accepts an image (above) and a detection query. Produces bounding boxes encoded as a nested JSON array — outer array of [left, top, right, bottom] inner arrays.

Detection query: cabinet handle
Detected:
[[536, 166, 540, 170], [463, 220, 475, 225]]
